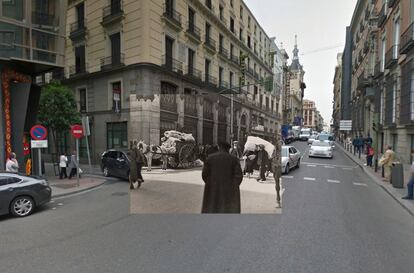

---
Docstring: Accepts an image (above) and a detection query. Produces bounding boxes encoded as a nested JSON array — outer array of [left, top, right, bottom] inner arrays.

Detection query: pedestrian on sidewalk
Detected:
[[59, 153, 68, 179], [379, 145, 395, 183], [366, 144, 374, 167], [243, 150, 256, 178], [5, 152, 19, 173], [230, 141, 241, 158], [137, 142, 145, 186], [256, 144, 269, 182], [68, 151, 78, 179], [365, 133, 373, 148], [352, 137, 358, 155], [144, 145, 154, 172], [129, 140, 140, 189], [201, 142, 243, 213], [357, 135, 364, 159], [271, 136, 282, 207], [402, 159, 414, 200]]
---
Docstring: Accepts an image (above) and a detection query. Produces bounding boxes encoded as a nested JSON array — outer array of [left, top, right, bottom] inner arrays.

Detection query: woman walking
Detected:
[[59, 152, 68, 179]]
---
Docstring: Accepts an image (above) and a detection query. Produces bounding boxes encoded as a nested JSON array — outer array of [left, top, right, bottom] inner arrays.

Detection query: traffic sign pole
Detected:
[[76, 138, 80, 187]]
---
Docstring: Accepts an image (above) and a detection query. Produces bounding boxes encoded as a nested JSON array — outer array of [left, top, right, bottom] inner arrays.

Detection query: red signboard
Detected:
[[30, 125, 48, 140], [71, 125, 84, 139]]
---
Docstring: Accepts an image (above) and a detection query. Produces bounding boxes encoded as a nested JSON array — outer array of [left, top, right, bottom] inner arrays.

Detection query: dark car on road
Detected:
[[101, 150, 130, 180], [0, 173, 52, 217]]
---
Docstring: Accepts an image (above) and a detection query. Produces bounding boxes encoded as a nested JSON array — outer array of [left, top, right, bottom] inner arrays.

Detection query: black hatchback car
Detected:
[[101, 150, 130, 180], [0, 173, 52, 217]]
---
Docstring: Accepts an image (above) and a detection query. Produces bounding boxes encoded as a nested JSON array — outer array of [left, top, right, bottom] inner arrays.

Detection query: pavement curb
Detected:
[[336, 143, 414, 217], [51, 180, 106, 199]]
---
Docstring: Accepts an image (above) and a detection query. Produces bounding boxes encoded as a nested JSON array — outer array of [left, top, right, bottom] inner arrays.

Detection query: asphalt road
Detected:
[[1, 141, 414, 273]]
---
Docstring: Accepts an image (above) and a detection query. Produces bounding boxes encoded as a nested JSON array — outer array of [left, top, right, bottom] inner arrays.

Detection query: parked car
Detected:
[[308, 135, 317, 145], [281, 146, 301, 174], [0, 173, 52, 217], [101, 150, 131, 180], [309, 141, 333, 158]]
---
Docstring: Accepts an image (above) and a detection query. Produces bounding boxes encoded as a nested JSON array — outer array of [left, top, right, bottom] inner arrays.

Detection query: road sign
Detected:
[[31, 140, 48, 148], [340, 120, 352, 131], [71, 125, 84, 139], [30, 125, 48, 140]]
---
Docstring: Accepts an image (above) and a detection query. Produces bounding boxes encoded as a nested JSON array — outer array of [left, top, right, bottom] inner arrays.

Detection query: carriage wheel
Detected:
[[179, 144, 196, 168], [168, 156, 179, 169]]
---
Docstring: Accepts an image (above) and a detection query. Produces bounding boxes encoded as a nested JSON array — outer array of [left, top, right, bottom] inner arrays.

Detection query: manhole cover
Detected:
[[112, 192, 128, 196]]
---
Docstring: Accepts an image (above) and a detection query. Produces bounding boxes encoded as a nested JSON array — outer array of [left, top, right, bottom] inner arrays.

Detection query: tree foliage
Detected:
[[37, 81, 80, 154]]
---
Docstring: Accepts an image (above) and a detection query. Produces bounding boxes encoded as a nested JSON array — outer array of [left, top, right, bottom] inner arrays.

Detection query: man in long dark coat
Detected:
[[201, 142, 243, 213]]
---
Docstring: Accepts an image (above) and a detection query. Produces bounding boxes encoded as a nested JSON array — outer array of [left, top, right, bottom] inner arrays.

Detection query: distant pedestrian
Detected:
[[129, 141, 139, 190], [402, 159, 414, 200], [243, 150, 256, 178], [5, 152, 19, 173], [272, 135, 283, 207], [59, 153, 68, 179], [144, 145, 154, 172], [352, 137, 357, 155], [201, 142, 243, 213], [68, 151, 78, 179], [366, 145, 374, 167], [379, 145, 395, 183], [230, 141, 241, 158], [256, 144, 269, 182], [365, 133, 373, 148], [137, 143, 145, 185], [357, 135, 364, 158]]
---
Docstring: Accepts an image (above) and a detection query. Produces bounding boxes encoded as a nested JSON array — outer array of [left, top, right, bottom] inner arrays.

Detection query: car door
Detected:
[[117, 152, 130, 179], [107, 151, 120, 177], [290, 147, 300, 165], [0, 176, 20, 216], [288, 148, 296, 166]]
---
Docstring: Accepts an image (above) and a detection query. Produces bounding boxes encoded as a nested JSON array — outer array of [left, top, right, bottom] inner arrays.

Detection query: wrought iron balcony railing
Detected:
[[102, 0, 123, 25], [205, 74, 218, 87], [162, 4, 182, 27], [186, 22, 201, 41], [204, 36, 216, 51], [185, 66, 202, 80], [400, 22, 414, 54], [218, 46, 228, 58], [100, 53, 125, 69], [69, 63, 88, 77], [162, 55, 183, 74], [385, 45, 399, 69]]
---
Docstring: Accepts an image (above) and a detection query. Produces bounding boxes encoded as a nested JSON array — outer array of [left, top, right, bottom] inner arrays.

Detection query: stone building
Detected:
[[332, 53, 343, 137], [60, 0, 280, 163]]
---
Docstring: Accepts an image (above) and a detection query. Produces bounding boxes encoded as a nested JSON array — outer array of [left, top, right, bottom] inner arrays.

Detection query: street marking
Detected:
[[301, 162, 355, 168], [343, 168, 353, 171], [327, 179, 341, 184], [52, 207, 57, 210], [50, 200, 55, 203], [306, 165, 317, 167], [282, 176, 294, 179], [304, 177, 316, 181], [324, 166, 335, 169], [57, 203, 63, 206], [353, 182, 368, 187]]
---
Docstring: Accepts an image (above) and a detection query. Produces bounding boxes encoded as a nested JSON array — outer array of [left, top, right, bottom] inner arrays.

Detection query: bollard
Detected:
[[391, 163, 404, 188]]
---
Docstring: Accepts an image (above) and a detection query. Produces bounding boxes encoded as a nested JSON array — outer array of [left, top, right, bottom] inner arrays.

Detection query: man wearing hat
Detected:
[[230, 141, 241, 159], [256, 144, 269, 182]]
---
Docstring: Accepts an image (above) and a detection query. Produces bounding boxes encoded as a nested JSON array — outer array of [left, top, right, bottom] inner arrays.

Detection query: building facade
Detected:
[[0, 0, 66, 170], [287, 36, 306, 126], [332, 53, 343, 137], [62, 0, 279, 163]]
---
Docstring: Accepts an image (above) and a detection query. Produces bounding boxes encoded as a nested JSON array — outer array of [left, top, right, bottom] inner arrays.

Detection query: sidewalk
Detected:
[[337, 142, 414, 216], [48, 176, 107, 198]]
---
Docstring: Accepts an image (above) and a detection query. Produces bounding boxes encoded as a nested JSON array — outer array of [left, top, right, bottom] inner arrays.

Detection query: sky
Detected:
[[245, 0, 358, 124]]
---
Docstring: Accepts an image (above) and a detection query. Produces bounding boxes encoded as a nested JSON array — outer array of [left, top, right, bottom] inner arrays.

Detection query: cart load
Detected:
[[161, 130, 198, 168], [243, 136, 274, 159]]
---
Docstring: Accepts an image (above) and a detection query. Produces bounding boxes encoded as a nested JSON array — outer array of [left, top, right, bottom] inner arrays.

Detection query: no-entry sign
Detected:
[[30, 125, 48, 140], [71, 125, 84, 139]]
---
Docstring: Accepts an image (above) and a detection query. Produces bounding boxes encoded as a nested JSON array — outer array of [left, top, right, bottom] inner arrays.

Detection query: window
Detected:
[[248, 16, 251, 28], [260, 94, 263, 106], [394, 17, 400, 58], [381, 37, 386, 71], [112, 81, 122, 113], [239, 28, 243, 40], [188, 48, 195, 70], [76, 2, 85, 27], [0, 31, 14, 48], [75, 45, 86, 73], [205, 59, 211, 80], [230, 18, 235, 33], [219, 5, 223, 20], [205, 0, 212, 9], [219, 67, 224, 86], [79, 88, 87, 113], [411, 135, 414, 163], [107, 122, 128, 149], [2, 0, 24, 21], [411, 71, 414, 121], [230, 71, 234, 88], [380, 90, 385, 124], [254, 86, 258, 101], [247, 36, 251, 48], [0, 176, 21, 186], [230, 0, 233, 8], [219, 34, 224, 50], [188, 7, 195, 28], [165, 36, 174, 68], [392, 82, 397, 123], [240, 6, 243, 19], [205, 22, 211, 41], [230, 43, 234, 57]]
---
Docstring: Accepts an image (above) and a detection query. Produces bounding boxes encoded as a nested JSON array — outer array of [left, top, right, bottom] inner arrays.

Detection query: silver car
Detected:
[[309, 141, 333, 158], [281, 146, 301, 174]]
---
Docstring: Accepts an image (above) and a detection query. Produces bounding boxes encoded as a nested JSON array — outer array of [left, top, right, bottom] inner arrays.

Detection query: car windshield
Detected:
[[318, 135, 332, 141], [312, 142, 330, 147], [281, 147, 289, 157]]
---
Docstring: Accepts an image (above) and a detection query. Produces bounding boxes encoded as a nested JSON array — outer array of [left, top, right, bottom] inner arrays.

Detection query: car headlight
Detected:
[[39, 179, 49, 186]]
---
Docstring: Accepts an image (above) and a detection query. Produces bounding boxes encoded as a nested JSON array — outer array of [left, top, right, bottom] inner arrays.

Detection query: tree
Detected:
[[37, 81, 80, 159]]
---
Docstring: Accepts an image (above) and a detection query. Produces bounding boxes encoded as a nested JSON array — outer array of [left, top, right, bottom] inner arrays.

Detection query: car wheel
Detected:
[[103, 166, 110, 177], [285, 164, 290, 174], [11, 196, 35, 217]]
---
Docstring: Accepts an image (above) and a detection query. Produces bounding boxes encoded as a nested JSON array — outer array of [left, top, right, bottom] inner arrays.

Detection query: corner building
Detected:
[[63, 0, 280, 162]]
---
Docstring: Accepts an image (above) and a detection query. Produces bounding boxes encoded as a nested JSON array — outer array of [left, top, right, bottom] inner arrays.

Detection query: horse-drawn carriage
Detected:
[[165, 140, 199, 169]]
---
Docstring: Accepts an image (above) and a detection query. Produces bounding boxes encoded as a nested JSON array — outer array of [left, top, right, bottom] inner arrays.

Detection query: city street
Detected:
[[1, 142, 414, 273]]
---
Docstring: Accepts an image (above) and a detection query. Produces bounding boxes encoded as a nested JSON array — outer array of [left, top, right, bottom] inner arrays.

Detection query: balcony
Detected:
[[101, 1, 124, 27], [204, 36, 216, 52], [69, 19, 87, 41], [205, 74, 217, 88], [204, 0, 215, 12], [219, 16, 228, 27], [357, 74, 370, 90], [100, 53, 125, 70], [162, 4, 182, 30], [162, 55, 183, 74], [247, 67, 254, 76], [219, 81, 229, 90], [69, 63, 88, 77], [400, 23, 414, 54], [388, 0, 397, 8], [218, 46, 228, 59], [186, 22, 201, 43], [185, 66, 202, 81], [384, 45, 398, 69], [374, 61, 384, 78], [229, 54, 239, 65], [377, 4, 387, 28]]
